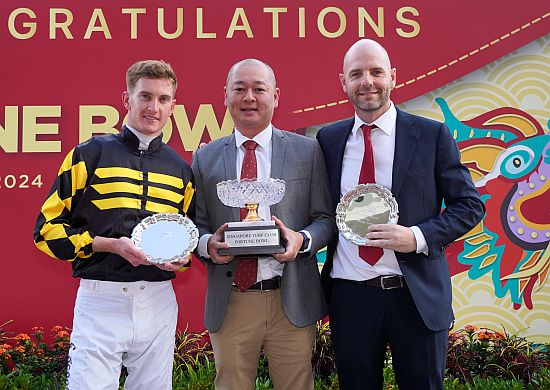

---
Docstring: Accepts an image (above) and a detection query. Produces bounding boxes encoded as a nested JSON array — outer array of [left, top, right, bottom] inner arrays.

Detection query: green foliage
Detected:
[[0, 370, 65, 390], [446, 326, 550, 384], [1, 320, 548, 389], [312, 321, 337, 381], [172, 358, 216, 390]]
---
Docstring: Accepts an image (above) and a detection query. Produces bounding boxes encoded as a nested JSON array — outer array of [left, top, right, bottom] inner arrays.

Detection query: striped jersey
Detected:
[[33, 127, 195, 282]]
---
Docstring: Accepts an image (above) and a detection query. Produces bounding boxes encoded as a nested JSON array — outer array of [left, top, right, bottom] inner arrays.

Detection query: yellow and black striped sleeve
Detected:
[[33, 147, 94, 261]]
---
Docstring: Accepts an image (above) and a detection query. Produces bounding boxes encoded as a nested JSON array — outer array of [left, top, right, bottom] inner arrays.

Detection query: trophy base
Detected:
[[219, 221, 286, 256]]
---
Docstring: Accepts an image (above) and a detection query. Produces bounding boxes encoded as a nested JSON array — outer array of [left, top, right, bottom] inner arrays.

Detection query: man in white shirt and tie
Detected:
[[317, 39, 485, 389], [192, 58, 335, 389]]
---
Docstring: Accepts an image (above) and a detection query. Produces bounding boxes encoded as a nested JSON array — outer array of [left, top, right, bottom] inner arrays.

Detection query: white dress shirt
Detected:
[[331, 102, 428, 281]]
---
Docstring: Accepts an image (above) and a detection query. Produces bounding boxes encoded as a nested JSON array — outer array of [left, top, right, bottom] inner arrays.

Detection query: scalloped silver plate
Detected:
[[131, 213, 198, 264], [336, 184, 399, 246]]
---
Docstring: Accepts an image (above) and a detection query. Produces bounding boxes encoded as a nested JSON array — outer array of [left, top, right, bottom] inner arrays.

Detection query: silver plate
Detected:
[[336, 184, 399, 246], [131, 213, 199, 264]]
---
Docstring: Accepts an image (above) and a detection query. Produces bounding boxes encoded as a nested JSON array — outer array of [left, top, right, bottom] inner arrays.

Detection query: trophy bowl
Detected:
[[336, 184, 399, 246], [216, 178, 286, 255], [216, 178, 286, 208]]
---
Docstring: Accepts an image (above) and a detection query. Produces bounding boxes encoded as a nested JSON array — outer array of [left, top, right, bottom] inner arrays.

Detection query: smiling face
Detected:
[[122, 77, 176, 138], [340, 40, 396, 123], [224, 60, 280, 138]]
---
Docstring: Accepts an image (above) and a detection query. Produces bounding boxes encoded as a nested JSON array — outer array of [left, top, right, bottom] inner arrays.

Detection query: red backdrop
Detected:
[[1, 0, 548, 334]]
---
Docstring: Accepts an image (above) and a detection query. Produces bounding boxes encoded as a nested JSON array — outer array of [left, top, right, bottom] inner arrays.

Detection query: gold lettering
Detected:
[[8, 8, 37, 39], [298, 8, 306, 38], [0, 106, 19, 153], [49, 9, 74, 40], [158, 8, 184, 39], [122, 8, 146, 39], [263, 7, 287, 38], [84, 9, 112, 39], [196, 8, 216, 38], [22, 106, 61, 153], [358, 7, 384, 37], [172, 105, 233, 151], [227, 8, 253, 38], [318, 7, 346, 38], [396, 7, 420, 38], [79, 106, 120, 143]]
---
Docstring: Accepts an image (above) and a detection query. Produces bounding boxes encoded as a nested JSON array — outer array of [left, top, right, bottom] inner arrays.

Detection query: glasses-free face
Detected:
[[123, 77, 176, 138]]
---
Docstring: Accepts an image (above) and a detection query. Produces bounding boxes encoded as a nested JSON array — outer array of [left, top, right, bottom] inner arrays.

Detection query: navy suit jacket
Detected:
[[317, 108, 485, 331]]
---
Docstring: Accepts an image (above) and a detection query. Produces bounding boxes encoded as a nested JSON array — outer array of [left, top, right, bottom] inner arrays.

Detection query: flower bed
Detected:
[[1, 321, 548, 389]]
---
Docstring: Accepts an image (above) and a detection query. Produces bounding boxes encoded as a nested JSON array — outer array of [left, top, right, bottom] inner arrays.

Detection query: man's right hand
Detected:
[[92, 236, 149, 267], [207, 224, 234, 264]]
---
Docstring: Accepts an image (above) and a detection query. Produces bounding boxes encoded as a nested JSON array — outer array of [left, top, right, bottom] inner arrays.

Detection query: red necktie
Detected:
[[358, 124, 384, 266], [233, 140, 259, 291]]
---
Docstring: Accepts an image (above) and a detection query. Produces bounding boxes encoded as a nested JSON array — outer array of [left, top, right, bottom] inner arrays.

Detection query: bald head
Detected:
[[339, 39, 396, 123], [226, 59, 277, 89], [343, 39, 392, 74]]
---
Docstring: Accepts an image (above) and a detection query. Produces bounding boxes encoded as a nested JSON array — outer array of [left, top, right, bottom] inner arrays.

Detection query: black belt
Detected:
[[362, 275, 405, 289], [247, 276, 281, 290]]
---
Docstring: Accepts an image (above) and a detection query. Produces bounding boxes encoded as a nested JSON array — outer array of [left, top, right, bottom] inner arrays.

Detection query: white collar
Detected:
[[234, 125, 273, 149], [352, 101, 397, 137]]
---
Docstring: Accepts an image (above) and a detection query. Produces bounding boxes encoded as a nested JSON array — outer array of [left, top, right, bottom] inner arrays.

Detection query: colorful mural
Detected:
[[402, 36, 550, 342], [438, 97, 549, 312]]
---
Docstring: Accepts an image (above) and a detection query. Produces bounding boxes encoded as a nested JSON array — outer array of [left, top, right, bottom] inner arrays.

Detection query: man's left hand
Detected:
[[155, 255, 191, 271], [365, 224, 417, 253], [271, 216, 302, 262]]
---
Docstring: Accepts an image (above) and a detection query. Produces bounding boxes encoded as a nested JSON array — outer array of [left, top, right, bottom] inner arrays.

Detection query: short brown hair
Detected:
[[126, 60, 177, 94]]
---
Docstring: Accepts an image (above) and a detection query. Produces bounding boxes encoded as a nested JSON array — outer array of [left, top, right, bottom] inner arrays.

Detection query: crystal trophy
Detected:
[[216, 178, 286, 255]]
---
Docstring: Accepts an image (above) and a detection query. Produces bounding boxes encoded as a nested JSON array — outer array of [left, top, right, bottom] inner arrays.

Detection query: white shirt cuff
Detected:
[[299, 230, 312, 253], [410, 226, 429, 255], [198, 234, 212, 259]]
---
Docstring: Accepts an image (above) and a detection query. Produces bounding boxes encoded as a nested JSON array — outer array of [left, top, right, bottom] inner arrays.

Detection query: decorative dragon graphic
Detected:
[[436, 98, 550, 310]]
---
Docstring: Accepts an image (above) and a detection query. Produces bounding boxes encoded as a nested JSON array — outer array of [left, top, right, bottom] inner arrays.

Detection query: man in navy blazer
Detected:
[[316, 39, 485, 389]]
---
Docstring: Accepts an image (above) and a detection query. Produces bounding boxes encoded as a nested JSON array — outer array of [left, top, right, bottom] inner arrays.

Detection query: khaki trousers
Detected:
[[210, 288, 316, 390]]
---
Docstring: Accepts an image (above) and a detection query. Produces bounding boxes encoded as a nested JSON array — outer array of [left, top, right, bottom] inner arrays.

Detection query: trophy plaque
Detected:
[[131, 213, 199, 264], [336, 184, 399, 245], [216, 178, 286, 256]]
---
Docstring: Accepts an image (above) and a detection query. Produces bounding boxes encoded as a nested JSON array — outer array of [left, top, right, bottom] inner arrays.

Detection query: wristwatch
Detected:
[[299, 231, 310, 252]]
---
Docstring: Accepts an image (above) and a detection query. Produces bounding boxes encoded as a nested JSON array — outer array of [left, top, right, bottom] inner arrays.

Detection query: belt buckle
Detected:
[[380, 275, 402, 290]]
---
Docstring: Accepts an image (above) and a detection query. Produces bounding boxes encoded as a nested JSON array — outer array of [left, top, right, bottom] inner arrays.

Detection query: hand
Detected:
[[155, 255, 191, 271], [93, 236, 149, 266], [271, 216, 302, 262], [365, 224, 417, 253], [207, 224, 234, 264]]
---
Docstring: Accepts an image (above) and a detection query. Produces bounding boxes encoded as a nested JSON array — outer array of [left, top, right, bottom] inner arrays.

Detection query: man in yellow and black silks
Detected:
[[33, 60, 195, 390]]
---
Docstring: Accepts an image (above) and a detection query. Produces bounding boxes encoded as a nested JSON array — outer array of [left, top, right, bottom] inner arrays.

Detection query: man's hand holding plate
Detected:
[[365, 224, 417, 253], [155, 254, 191, 271], [93, 236, 149, 267]]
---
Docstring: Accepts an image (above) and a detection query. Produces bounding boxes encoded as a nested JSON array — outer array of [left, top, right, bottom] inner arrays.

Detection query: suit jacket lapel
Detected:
[[223, 133, 240, 221], [270, 128, 286, 216], [392, 108, 421, 198], [331, 119, 354, 209]]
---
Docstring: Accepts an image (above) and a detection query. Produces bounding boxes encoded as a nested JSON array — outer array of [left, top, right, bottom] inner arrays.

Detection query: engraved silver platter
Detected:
[[131, 213, 199, 264], [336, 184, 399, 246], [216, 178, 285, 208]]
